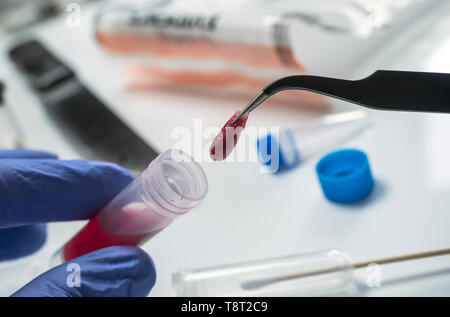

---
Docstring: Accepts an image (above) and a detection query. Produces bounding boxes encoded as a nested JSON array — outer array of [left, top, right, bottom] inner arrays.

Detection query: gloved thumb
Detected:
[[11, 246, 156, 297]]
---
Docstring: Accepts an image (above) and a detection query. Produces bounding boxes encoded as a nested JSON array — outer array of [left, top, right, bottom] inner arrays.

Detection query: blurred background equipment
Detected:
[[0, 82, 24, 149], [0, 0, 99, 31], [9, 40, 158, 171], [95, 0, 441, 108]]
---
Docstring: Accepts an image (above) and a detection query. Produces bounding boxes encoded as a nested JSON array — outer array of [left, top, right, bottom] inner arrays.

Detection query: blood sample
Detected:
[[55, 150, 208, 262], [209, 110, 249, 161], [62, 204, 164, 261]]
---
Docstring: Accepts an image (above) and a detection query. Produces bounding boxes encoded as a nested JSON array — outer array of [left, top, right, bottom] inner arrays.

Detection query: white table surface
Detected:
[[1, 2, 450, 296]]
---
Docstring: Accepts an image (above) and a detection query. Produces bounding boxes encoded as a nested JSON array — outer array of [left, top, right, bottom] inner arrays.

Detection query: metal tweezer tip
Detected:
[[232, 91, 269, 124]]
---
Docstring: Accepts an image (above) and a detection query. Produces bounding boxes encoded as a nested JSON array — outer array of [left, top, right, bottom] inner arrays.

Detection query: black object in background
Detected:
[[9, 40, 158, 171], [0, 82, 4, 104]]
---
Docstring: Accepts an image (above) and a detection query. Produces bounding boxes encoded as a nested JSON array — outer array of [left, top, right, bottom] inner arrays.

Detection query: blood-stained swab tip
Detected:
[[209, 110, 249, 161]]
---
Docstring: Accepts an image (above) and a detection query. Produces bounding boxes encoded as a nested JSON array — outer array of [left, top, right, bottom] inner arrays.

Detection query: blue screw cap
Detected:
[[316, 149, 374, 204]]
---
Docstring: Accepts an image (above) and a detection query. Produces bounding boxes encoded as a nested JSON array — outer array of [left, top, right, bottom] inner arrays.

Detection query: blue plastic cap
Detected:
[[257, 129, 301, 173], [316, 149, 374, 204]]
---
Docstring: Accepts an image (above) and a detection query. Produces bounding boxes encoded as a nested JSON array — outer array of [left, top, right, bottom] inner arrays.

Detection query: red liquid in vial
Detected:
[[63, 203, 168, 261], [209, 110, 249, 161]]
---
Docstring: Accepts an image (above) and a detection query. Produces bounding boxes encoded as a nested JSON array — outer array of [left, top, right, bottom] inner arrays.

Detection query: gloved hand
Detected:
[[0, 149, 156, 297]]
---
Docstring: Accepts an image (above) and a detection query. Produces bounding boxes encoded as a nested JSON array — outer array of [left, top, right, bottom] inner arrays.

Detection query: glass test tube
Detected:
[[55, 149, 208, 262], [173, 250, 359, 296]]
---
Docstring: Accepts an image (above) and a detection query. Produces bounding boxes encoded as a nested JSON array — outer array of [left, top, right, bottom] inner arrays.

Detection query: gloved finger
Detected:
[[0, 224, 47, 261], [0, 149, 58, 159], [0, 159, 133, 228], [0, 149, 56, 260], [12, 246, 156, 297]]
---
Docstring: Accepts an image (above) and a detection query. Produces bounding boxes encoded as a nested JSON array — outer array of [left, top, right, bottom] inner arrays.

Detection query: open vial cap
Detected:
[[316, 149, 374, 204], [142, 149, 209, 214]]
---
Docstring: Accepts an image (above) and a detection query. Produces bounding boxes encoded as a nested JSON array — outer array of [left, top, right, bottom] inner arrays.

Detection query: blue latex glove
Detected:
[[0, 150, 156, 297]]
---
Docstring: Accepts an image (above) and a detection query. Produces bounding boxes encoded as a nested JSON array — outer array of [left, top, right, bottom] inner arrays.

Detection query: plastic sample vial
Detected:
[[257, 110, 370, 173], [0, 83, 23, 149], [172, 249, 360, 296], [55, 149, 208, 262]]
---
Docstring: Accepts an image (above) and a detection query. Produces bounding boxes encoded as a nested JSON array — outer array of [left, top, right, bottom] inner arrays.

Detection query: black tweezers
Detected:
[[233, 70, 450, 124]]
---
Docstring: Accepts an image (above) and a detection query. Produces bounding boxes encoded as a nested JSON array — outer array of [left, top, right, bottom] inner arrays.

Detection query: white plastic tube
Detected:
[[257, 110, 370, 173]]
